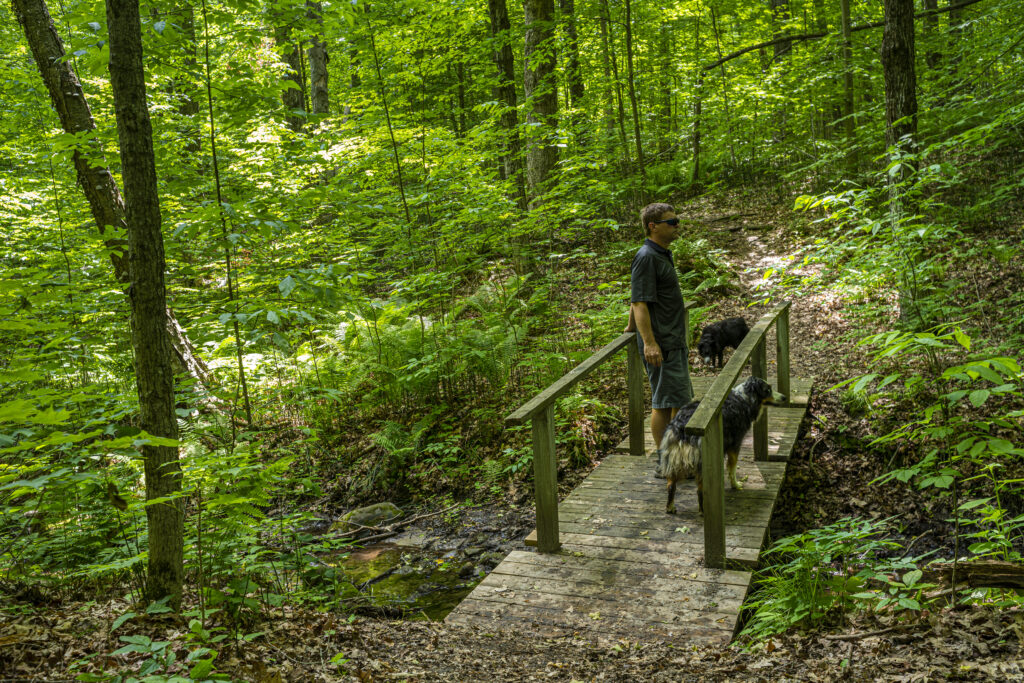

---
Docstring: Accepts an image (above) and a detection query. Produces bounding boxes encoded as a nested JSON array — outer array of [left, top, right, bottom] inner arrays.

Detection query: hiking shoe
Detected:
[[653, 449, 666, 479]]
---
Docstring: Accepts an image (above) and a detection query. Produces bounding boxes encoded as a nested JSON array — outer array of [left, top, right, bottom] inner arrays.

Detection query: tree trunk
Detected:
[[487, 0, 526, 209], [523, 0, 559, 203], [771, 0, 793, 62], [559, 0, 585, 107], [600, 0, 630, 171], [623, 0, 645, 190], [13, 0, 213, 390], [344, 46, 360, 122], [598, 9, 615, 141], [881, 0, 918, 151], [691, 3, 703, 183], [922, 0, 940, 69], [274, 12, 306, 131], [710, 8, 737, 167], [840, 0, 855, 145], [306, 1, 329, 115], [881, 0, 919, 325], [105, 0, 183, 608]]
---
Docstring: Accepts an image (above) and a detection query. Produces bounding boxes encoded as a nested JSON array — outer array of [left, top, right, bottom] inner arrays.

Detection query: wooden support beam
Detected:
[[702, 413, 725, 568], [777, 306, 791, 401], [627, 335, 645, 456], [752, 338, 768, 462], [531, 404, 561, 553]]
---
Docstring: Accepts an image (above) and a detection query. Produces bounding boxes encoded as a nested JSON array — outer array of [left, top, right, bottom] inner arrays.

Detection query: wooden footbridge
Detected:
[[446, 302, 812, 644]]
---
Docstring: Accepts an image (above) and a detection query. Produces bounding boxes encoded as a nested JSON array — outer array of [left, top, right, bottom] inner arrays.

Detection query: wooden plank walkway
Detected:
[[446, 375, 812, 644]]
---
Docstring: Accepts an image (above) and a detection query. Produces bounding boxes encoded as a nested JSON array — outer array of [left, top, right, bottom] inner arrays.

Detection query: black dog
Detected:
[[697, 317, 749, 368], [660, 377, 785, 514]]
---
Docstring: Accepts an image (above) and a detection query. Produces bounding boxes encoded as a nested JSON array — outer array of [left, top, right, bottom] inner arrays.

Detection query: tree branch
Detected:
[[702, 0, 989, 71]]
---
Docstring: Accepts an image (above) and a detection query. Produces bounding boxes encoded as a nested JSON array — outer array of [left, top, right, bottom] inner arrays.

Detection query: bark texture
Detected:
[[105, 0, 183, 608], [881, 0, 918, 149], [274, 14, 306, 130], [487, 0, 526, 208], [559, 0, 584, 107], [307, 1, 330, 115], [13, 0, 212, 388], [523, 0, 559, 201]]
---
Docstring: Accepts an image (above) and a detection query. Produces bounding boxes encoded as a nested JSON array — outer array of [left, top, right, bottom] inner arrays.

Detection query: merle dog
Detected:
[[660, 377, 786, 514], [697, 317, 749, 369]]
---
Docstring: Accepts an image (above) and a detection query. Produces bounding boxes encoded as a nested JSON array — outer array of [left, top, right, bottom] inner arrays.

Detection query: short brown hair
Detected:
[[640, 203, 674, 236]]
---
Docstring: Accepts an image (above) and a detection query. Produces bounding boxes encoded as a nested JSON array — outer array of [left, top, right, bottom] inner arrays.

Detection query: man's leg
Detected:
[[651, 408, 672, 451]]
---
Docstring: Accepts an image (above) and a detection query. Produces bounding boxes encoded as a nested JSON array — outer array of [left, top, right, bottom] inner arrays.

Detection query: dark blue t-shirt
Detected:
[[631, 239, 687, 351]]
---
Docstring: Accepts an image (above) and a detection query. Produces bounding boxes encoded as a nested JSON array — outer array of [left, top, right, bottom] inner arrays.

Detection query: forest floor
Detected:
[[3, 190, 1023, 681]]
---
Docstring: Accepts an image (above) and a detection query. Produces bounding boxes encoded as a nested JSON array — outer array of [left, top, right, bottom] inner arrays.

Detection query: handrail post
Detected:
[[703, 412, 725, 569], [777, 306, 791, 400], [626, 335, 645, 456], [752, 338, 769, 462], [531, 404, 561, 553]]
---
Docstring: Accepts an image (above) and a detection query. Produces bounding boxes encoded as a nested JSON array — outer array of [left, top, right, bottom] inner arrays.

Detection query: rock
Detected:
[[391, 530, 432, 548], [478, 551, 506, 567], [469, 532, 492, 547], [458, 562, 475, 578], [463, 546, 485, 558], [331, 502, 403, 532]]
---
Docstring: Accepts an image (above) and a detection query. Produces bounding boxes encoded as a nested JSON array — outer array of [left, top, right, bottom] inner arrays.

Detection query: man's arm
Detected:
[[630, 301, 662, 366]]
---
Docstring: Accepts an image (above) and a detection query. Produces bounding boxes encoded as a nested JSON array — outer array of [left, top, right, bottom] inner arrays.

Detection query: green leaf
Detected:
[[111, 611, 137, 632], [969, 390, 990, 407], [279, 275, 297, 298], [902, 569, 922, 587], [897, 597, 921, 610], [189, 658, 216, 678]]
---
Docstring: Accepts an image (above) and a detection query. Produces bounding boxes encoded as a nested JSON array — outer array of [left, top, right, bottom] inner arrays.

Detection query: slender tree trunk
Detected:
[[366, 17, 412, 228], [881, 0, 918, 151], [691, 8, 703, 183], [559, 0, 585, 106], [598, 9, 614, 141], [840, 0, 855, 146], [273, 11, 305, 131], [623, 0, 645, 190], [658, 22, 673, 153], [600, 0, 630, 171], [105, 0, 182, 608], [13, 0, 213, 389], [523, 0, 559, 203], [881, 0, 920, 325], [455, 61, 468, 136], [922, 0, 940, 69], [710, 8, 737, 167], [306, 1, 329, 115], [487, 0, 526, 209], [200, 0, 252, 425], [771, 0, 793, 62], [344, 45, 361, 122]]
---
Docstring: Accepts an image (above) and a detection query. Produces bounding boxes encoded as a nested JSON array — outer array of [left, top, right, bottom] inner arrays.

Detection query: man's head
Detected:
[[640, 202, 680, 246]]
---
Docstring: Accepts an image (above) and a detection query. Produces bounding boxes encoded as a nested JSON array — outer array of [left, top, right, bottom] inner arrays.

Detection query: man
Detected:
[[625, 202, 693, 477]]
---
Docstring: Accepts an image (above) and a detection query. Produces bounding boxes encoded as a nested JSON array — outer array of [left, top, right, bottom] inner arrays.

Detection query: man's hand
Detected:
[[643, 340, 663, 367]]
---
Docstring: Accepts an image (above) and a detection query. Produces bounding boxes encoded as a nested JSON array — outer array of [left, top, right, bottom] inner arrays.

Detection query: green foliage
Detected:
[[836, 327, 1024, 561], [741, 518, 929, 642]]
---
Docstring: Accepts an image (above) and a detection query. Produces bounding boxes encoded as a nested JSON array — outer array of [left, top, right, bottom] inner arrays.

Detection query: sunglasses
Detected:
[[654, 218, 680, 226]]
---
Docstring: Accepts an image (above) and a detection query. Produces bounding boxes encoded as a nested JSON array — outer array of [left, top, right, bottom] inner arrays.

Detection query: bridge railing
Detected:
[[505, 303, 694, 553], [685, 300, 791, 568]]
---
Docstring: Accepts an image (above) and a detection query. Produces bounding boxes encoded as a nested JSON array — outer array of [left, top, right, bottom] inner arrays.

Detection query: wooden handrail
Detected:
[[683, 301, 790, 435], [505, 333, 635, 426], [508, 302, 694, 553], [683, 300, 792, 569]]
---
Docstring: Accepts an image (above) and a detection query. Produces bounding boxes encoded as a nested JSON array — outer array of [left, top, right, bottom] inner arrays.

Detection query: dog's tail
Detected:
[[662, 427, 701, 514], [662, 437, 700, 483]]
